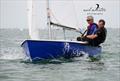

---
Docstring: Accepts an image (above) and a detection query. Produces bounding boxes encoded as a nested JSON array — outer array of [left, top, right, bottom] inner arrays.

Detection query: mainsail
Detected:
[[27, 0, 80, 40]]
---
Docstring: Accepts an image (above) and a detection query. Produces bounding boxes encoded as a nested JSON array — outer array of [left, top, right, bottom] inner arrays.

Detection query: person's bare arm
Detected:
[[86, 34, 98, 39]]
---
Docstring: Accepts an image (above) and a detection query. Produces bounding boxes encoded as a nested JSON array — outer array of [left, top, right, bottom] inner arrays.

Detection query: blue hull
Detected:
[[21, 40, 101, 61]]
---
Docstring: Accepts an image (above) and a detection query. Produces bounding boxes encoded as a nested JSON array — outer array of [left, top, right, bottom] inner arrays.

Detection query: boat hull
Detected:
[[21, 40, 101, 61]]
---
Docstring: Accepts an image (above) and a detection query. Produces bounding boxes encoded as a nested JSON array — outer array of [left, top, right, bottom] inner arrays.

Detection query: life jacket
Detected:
[[87, 23, 98, 35]]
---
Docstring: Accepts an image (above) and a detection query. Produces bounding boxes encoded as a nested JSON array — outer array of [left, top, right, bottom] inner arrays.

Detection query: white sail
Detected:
[[27, 0, 39, 40], [27, 0, 114, 40]]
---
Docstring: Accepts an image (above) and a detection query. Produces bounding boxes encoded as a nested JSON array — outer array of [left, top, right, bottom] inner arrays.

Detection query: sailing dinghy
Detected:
[[21, 0, 101, 61]]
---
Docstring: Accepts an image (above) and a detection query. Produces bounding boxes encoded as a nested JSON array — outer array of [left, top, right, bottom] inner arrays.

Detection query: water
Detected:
[[0, 28, 120, 81]]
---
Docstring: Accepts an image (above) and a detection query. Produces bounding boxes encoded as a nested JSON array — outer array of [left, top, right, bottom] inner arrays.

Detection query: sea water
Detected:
[[0, 28, 120, 81]]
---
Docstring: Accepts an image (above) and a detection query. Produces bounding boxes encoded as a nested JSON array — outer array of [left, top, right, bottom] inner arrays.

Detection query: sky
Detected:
[[0, 0, 120, 29]]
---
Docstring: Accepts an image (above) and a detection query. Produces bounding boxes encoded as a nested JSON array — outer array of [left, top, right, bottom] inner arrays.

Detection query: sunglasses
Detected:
[[87, 19, 91, 21]]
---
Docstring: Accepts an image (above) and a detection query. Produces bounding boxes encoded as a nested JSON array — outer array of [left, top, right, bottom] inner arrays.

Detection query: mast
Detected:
[[27, 0, 33, 39], [27, 0, 39, 40], [46, 0, 52, 39]]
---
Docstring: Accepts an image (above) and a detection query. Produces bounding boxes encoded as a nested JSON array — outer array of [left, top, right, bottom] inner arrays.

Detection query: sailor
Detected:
[[85, 16, 98, 35], [77, 19, 107, 46], [77, 16, 98, 42]]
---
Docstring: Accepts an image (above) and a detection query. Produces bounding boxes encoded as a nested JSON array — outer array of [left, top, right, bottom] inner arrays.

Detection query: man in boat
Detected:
[[85, 16, 98, 36], [77, 16, 98, 43], [77, 19, 107, 46]]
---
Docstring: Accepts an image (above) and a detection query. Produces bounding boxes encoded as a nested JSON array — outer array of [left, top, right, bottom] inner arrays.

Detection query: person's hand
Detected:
[[81, 35, 85, 38]]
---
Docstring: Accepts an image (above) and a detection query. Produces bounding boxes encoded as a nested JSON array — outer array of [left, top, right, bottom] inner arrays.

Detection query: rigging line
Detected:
[[71, 0, 84, 35]]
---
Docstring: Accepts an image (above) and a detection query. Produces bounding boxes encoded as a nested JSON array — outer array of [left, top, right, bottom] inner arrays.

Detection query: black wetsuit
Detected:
[[93, 27, 107, 46]]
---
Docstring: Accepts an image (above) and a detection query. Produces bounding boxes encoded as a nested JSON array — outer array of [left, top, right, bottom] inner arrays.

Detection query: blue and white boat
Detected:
[[21, 40, 101, 61], [21, 0, 101, 61]]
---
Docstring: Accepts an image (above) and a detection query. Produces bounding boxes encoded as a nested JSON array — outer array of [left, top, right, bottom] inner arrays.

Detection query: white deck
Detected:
[[27, 39, 88, 44]]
